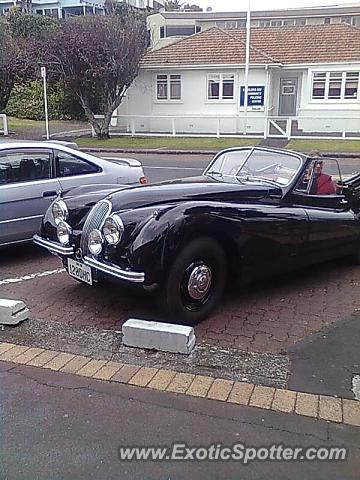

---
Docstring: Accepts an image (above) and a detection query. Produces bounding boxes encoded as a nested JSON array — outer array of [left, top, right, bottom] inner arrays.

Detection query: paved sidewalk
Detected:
[[1, 341, 359, 427]]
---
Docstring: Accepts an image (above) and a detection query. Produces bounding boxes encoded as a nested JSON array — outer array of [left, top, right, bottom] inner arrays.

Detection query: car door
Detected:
[[217, 148, 309, 278], [0, 148, 62, 245], [53, 149, 102, 193], [287, 158, 358, 262]]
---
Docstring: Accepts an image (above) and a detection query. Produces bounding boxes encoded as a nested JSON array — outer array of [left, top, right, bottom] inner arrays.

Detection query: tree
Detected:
[[46, 13, 147, 139], [0, 21, 29, 112], [164, 0, 202, 11], [164, 0, 183, 11], [182, 3, 203, 11], [7, 9, 59, 40], [0, 12, 59, 112]]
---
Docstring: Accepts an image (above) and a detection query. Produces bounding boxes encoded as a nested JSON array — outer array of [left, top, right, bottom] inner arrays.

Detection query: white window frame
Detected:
[[207, 73, 235, 102], [155, 74, 182, 102], [311, 71, 360, 102]]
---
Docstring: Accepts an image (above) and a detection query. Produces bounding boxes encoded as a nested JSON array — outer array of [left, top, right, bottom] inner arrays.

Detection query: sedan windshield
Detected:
[[206, 148, 302, 186]]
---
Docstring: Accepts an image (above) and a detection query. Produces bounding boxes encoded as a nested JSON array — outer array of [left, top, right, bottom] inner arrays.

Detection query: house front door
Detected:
[[279, 78, 298, 116]]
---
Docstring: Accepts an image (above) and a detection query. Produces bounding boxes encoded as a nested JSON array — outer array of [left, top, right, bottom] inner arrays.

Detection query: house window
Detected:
[[283, 19, 295, 27], [295, 18, 306, 26], [224, 20, 246, 29], [345, 72, 359, 99], [208, 74, 220, 99], [161, 26, 198, 38], [259, 20, 271, 27], [156, 74, 181, 101], [324, 17, 331, 24], [312, 72, 326, 99], [328, 72, 342, 99], [341, 16, 356, 25], [270, 20, 282, 27], [207, 73, 234, 100], [312, 71, 359, 101]]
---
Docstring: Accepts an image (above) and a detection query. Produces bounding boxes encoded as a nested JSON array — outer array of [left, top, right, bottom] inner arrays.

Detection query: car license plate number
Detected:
[[68, 259, 92, 285]]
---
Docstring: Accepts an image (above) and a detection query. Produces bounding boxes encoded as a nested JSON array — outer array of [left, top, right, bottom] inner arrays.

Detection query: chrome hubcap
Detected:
[[187, 264, 212, 300]]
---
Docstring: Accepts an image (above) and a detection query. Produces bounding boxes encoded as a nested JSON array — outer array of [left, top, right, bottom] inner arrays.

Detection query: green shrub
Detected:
[[6, 81, 85, 120]]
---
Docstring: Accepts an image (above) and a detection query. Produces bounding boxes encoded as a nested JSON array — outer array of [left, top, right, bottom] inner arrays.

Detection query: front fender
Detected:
[[128, 201, 234, 285]]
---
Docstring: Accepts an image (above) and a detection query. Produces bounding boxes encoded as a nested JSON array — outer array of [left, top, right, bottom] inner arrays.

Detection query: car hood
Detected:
[[108, 175, 281, 212]]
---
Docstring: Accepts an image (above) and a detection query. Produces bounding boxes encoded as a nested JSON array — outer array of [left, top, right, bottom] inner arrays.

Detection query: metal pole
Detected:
[[41, 67, 50, 140], [243, 0, 251, 135]]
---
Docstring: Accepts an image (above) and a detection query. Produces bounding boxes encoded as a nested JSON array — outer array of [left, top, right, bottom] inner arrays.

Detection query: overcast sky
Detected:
[[193, 0, 357, 12]]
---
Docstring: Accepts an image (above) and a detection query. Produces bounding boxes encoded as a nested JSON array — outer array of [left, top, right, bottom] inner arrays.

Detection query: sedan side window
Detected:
[[0, 149, 51, 184], [55, 151, 100, 177], [296, 159, 341, 196]]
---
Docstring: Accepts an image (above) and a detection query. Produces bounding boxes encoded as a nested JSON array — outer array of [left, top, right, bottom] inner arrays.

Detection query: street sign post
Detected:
[[41, 66, 50, 140]]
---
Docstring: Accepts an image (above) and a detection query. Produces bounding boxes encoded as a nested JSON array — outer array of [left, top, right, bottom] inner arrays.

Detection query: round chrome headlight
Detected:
[[52, 200, 68, 225], [103, 215, 124, 245], [57, 221, 71, 245], [88, 229, 103, 256]]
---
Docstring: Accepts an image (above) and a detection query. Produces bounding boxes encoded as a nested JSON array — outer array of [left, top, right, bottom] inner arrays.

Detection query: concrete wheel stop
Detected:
[[0, 299, 30, 326], [122, 318, 196, 354]]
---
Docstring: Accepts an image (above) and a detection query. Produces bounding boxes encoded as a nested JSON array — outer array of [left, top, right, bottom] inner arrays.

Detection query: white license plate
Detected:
[[68, 258, 92, 285]]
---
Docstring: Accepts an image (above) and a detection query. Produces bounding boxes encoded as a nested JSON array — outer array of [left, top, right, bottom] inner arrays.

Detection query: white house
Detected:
[[116, 23, 360, 139], [148, 3, 360, 50], [0, 0, 164, 18]]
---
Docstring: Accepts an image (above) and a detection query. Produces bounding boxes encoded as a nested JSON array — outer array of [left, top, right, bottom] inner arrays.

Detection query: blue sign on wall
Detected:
[[240, 86, 265, 111]]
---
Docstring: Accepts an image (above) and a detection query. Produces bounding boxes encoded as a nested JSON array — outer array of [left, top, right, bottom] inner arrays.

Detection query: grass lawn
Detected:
[[7, 117, 44, 130], [286, 139, 360, 153], [7, 116, 79, 129], [76, 136, 261, 150]]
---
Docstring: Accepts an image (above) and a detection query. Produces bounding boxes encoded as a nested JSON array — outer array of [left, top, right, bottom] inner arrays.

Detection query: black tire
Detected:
[[160, 237, 227, 326]]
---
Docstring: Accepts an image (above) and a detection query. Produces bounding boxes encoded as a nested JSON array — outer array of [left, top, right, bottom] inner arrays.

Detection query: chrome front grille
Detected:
[[80, 199, 112, 255]]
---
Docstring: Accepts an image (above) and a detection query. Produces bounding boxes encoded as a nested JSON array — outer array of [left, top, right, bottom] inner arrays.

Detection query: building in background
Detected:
[[148, 3, 360, 49], [0, 0, 164, 18], [115, 23, 360, 139]]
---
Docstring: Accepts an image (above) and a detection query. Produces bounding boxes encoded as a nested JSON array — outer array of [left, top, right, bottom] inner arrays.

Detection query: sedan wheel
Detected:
[[161, 237, 227, 325]]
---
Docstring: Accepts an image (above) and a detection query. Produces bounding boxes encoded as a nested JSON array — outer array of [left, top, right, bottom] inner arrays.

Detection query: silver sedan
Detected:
[[0, 141, 145, 247]]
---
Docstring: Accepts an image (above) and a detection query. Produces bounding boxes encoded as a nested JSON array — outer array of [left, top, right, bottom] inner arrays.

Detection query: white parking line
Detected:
[[0, 268, 65, 286]]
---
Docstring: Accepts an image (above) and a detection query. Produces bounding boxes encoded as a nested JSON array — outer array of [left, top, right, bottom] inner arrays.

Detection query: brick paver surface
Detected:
[[2, 251, 360, 355]]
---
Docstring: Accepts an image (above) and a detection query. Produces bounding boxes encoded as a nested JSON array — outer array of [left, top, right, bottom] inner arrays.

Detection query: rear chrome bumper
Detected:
[[83, 255, 145, 283], [33, 234, 145, 284], [33, 234, 74, 256]]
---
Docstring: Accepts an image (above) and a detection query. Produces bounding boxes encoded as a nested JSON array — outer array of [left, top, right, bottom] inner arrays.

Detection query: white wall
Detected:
[[298, 64, 360, 133], [117, 63, 360, 136], [118, 67, 268, 135]]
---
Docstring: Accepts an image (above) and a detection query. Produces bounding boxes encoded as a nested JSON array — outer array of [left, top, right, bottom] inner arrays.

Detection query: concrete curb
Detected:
[[81, 147, 360, 158], [1, 341, 359, 427]]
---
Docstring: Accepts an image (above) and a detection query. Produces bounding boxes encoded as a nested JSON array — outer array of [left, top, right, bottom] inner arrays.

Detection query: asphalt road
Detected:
[[131, 153, 211, 183], [1, 362, 359, 480]]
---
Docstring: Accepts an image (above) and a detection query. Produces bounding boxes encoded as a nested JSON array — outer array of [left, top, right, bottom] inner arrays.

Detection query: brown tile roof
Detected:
[[143, 24, 360, 67]]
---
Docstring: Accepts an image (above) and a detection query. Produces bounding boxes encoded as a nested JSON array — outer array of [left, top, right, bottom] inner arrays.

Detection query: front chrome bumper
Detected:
[[83, 256, 145, 283], [33, 234, 74, 256], [33, 234, 145, 284]]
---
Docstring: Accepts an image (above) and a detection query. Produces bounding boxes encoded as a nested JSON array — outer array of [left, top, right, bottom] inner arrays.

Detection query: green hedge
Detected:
[[6, 81, 85, 121]]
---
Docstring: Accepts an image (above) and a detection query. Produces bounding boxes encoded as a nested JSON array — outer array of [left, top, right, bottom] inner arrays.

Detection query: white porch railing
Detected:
[[92, 114, 360, 141], [0, 114, 8, 136]]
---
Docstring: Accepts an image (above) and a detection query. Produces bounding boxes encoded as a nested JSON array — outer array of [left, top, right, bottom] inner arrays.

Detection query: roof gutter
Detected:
[[140, 63, 282, 70]]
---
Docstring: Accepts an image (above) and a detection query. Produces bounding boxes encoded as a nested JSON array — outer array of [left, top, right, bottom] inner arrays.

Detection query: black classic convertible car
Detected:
[[34, 147, 360, 324]]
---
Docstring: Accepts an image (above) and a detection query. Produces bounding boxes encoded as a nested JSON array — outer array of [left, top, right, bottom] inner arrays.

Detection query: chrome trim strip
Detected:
[[0, 214, 43, 224], [83, 255, 145, 283], [33, 234, 74, 256]]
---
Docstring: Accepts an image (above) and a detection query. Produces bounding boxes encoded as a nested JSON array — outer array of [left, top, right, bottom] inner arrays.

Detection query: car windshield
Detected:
[[206, 148, 302, 186]]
